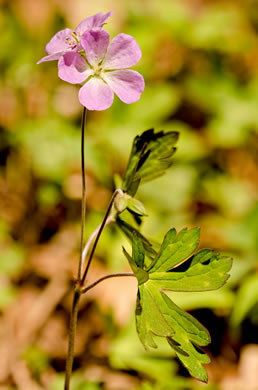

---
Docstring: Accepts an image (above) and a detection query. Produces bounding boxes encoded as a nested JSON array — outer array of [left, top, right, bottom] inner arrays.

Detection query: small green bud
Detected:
[[127, 198, 147, 216], [114, 192, 130, 213]]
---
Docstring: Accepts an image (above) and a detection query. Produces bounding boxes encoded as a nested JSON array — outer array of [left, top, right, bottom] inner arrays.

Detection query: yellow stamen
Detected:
[[72, 32, 79, 43]]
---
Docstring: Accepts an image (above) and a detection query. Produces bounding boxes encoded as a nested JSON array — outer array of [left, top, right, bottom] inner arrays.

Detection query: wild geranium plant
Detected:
[[38, 12, 232, 389]]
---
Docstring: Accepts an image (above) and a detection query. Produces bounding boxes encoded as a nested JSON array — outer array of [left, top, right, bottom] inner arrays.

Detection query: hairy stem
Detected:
[[80, 215, 115, 276], [80, 189, 122, 286], [78, 107, 87, 281], [82, 272, 135, 294]]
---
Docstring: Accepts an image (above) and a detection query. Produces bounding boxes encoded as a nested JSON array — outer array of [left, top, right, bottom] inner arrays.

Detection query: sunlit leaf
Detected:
[[123, 229, 232, 382], [136, 283, 174, 349], [136, 281, 210, 382], [150, 249, 232, 291], [122, 129, 178, 196], [149, 228, 200, 272]]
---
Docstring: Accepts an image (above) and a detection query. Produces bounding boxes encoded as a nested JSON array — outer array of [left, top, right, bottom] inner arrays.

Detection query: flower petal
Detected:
[[58, 52, 92, 84], [81, 29, 110, 67], [75, 11, 113, 36], [45, 28, 73, 55], [37, 52, 66, 64], [78, 77, 114, 110], [103, 70, 144, 104], [103, 34, 142, 70]]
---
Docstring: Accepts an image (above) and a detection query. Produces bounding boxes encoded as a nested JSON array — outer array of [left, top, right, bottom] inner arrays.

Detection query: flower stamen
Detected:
[[72, 32, 79, 43], [94, 66, 103, 77]]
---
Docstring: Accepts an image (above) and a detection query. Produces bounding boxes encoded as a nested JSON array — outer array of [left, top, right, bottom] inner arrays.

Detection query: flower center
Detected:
[[65, 37, 77, 47], [65, 32, 79, 49], [93, 65, 103, 78]]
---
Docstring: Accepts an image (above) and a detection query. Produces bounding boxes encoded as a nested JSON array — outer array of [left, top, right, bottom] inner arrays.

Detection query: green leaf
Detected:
[[123, 232, 149, 285], [149, 228, 200, 272], [133, 231, 145, 268], [124, 229, 232, 382], [136, 281, 210, 382], [116, 216, 157, 260], [162, 293, 210, 383], [136, 284, 174, 349], [122, 247, 138, 274], [150, 249, 232, 291], [122, 129, 178, 196], [122, 247, 149, 285]]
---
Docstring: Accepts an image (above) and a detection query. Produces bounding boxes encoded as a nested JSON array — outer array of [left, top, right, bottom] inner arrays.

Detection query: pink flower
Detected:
[[58, 29, 145, 110], [37, 12, 113, 64]]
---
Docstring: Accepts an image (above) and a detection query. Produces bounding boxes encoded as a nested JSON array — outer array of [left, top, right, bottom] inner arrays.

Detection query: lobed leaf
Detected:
[[159, 289, 210, 383], [150, 249, 232, 291], [136, 280, 210, 382], [149, 228, 200, 273], [122, 129, 178, 196], [136, 284, 174, 349], [122, 229, 232, 382]]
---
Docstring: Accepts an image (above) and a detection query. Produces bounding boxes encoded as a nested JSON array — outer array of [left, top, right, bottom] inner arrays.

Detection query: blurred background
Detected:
[[0, 0, 258, 389]]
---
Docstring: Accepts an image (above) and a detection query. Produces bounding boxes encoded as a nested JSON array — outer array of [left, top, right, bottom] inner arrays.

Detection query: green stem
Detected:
[[80, 215, 114, 276], [80, 189, 122, 286], [78, 107, 87, 281], [82, 272, 135, 294], [64, 286, 81, 390], [64, 107, 87, 390], [64, 107, 122, 390]]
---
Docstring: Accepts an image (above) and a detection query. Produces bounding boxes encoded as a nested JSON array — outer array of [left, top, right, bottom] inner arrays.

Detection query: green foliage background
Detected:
[[0, 0, 257, 389]]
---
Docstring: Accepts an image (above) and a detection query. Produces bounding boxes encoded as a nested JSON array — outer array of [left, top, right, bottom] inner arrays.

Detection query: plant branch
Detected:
[[78, 107, 87, 281], [80, 215, 115, 276], [80, 188, 122, 286], [82, 272, 135, 294]]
